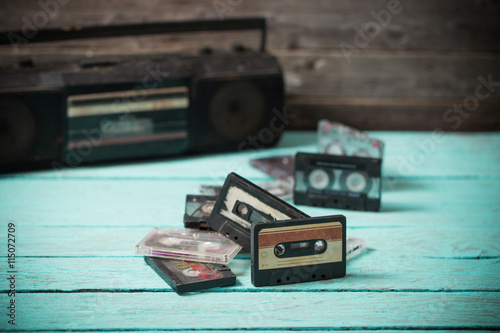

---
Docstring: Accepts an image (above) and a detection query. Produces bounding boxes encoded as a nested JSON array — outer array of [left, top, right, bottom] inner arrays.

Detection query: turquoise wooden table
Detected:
[[1, 131, 499, 331]]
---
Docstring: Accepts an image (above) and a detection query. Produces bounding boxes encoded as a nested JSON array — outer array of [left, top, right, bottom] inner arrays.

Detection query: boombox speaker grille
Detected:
[[190, 72, 284, 153], [209, 80, 266, 141], [0, 98, 37, 163]]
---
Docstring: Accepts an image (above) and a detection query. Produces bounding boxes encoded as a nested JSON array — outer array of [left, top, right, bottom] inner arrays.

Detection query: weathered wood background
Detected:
[[1, 0, 499, 131]]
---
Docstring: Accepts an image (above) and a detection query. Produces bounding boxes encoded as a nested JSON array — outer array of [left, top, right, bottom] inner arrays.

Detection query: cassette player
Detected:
[[0, 18, 285, 173], [207, 172, 308, 251], [294, 152, 382, 211], [251, 215, 346, 287]]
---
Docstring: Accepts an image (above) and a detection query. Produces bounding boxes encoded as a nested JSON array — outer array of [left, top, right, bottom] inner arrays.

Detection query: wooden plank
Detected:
[[0, 177, 499, 227], [287, 98, 500, 131], [1, 0, 499, 51], [0, 172, 499, 228], [2, 51, 498, 130], [279, 51, 500, 131], [0, 225, 497, 258], [7, 331, 486, 333], [3, 255, 498, 292], [279, 52, 500, 99], [8, 292, 500, 330], [6, 328, 468, 333], [5, 328, 470, 333], [1, 2, 499, 131], [0, 131, 497, 332], [0, 328, 468, 333], [2, 51, 499, 101], [1, 132, 499, 180]]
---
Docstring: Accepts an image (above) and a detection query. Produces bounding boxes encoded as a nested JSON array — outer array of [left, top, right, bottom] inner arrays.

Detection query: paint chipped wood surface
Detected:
[[0, 131, 499, 331]]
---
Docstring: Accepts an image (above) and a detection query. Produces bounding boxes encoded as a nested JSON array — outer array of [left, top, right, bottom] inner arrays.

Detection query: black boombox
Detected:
[[0, 18, 285, 173]]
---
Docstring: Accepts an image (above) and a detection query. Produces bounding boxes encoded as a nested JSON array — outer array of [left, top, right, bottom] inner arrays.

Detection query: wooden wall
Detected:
[[1, 0, 499, 131]]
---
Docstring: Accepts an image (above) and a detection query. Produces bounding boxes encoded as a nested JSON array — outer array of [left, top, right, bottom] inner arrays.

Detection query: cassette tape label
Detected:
[[258, 222, 343, 270], [209, 173, 308, 250], [144, 257, 236, 293], [251, 215, 346, 286], [168, 260, 222, 281], [220, 185, 297, 230]]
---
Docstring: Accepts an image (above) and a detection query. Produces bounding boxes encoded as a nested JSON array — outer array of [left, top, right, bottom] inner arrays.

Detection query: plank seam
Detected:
[[3, 289, 499, 294], [1, 175, 500, 181], [1, 325, 499, 332], [3, 255, 499, 259]]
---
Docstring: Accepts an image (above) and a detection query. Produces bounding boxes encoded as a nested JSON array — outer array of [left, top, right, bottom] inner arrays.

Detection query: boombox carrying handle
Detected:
[[0, 18, 267, 52]]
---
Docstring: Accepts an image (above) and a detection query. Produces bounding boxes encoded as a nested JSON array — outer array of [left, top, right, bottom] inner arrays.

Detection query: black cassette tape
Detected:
[[145, 257, 236, 293], [184, 195, 217, 230], [294, 152, 382, 211], [207, 172, 308, 251], [251, 215, 346, 287]]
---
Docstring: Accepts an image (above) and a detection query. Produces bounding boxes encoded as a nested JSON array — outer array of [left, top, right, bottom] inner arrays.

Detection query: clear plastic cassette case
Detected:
[[346, 236, 367, 260], [318, 120, 384, 159], [136, 228, 242, 264]]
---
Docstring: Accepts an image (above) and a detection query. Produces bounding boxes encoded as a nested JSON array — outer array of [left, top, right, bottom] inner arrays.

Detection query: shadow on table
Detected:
[[379, 203, 420, 213], [382, 178, 428, 192]]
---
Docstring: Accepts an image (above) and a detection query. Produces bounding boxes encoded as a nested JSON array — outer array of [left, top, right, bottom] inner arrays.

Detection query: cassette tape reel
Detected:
[[294, 152, 382, 211], [251, 215, 346, 287], [184, 195, 217, 230], [318, 120, 384, 159], [207, 172, 308, 251]]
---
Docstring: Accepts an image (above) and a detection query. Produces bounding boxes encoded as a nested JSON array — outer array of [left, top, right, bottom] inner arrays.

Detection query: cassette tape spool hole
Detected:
[[274, 244, 286, 257], [232, 200, 273, 223], [325, 141, 345, 155], [183, 268, 201, 277], [236, 203, 249, 216], [200, 203, 214, 215], [307, 168, 332, 190], [340, 171, 372, 193], [314, 240, 326, 253]]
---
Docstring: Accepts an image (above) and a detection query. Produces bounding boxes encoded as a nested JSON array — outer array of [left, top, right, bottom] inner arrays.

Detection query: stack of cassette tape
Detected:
[[135, 172, 371, 293], [136, 228, 241, 293], [250, 120, 384, 212], [136, 121, 377, 293], [294, 120, 384, 211]]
